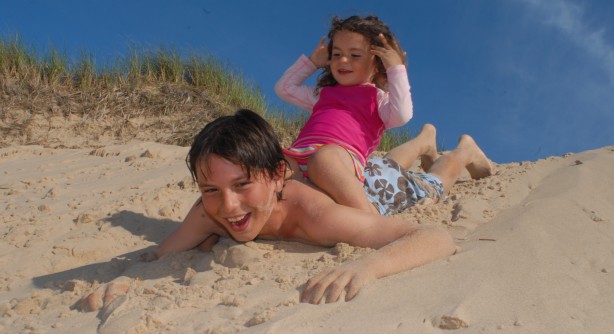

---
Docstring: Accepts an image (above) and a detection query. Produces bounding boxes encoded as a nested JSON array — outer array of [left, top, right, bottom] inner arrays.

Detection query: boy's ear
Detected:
[[273, 161, 286, 191], [276, 160, 287, 178]]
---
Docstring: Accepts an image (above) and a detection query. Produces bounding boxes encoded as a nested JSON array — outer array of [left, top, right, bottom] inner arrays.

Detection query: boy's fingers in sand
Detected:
[[72, 280, 131, 312], [301, 265, 375, 304], [102, 281, 130, 305], [196, 234, 220, 252], [301, 270, 344, 304], [72, 285, 106, 312], [139, 251, 159, 262]]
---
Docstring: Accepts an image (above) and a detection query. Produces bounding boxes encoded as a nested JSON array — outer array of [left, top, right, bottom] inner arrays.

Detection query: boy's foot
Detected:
[[419, 124, 439, 172], [458, 135, 493, 179]]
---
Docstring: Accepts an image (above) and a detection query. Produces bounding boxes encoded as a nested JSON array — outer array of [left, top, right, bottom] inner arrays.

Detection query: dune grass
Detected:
[[0, 35, 409, 150]]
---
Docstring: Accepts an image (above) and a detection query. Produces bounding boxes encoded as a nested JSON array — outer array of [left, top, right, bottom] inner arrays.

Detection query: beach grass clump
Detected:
[[378, 129, 414, 152]]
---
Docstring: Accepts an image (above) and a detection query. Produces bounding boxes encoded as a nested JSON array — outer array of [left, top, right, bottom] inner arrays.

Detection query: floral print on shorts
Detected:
[[363, 157, 444, 216]]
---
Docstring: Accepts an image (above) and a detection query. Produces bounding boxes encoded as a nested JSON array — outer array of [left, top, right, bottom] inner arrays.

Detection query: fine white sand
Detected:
[[1, 142, 613, 333]]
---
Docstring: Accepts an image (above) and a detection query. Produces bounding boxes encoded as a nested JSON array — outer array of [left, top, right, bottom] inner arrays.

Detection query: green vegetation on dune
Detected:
[[0, 35, 409, 150]]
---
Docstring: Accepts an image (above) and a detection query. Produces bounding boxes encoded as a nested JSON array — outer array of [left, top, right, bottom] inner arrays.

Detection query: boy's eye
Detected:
[[237, 181, 251, 188], [351, 54, 361, 58], [201, 188, 217, 194]]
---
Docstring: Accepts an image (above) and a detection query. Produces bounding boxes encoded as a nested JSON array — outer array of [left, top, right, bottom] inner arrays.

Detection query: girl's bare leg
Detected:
[[308, 145, 379, 214], [385, 124, 439, 171], [428, 134, 493, 194]]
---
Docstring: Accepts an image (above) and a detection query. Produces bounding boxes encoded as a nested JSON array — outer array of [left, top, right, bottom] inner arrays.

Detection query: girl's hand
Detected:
[[371, 34, 405, 69], [300, 261, 377, 304], [309, 36, 330, 68]]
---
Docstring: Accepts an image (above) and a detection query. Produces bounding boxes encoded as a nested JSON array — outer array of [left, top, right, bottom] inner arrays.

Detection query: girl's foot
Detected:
[[458, 135, 493, 179], [419, 124, 439, 172]]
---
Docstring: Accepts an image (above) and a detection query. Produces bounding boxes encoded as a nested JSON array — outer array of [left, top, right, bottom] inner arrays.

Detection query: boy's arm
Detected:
[[274, 55, 320, 111], [142, 198, 227, 261], [76, 198, 226, 312], [377, 65, 413, 129], [298, 203, 455, 304]]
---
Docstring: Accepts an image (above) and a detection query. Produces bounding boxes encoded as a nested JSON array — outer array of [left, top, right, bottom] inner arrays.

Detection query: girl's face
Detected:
[[330, 30, 378, 86], [196, 154, 283, 242]]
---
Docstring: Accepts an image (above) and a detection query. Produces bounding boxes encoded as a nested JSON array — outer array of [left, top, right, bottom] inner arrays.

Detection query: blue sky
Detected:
[[1, 0, 613, 163]]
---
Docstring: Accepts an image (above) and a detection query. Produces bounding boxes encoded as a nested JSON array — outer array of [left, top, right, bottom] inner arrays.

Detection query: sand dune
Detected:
[[1, 142, 613, 333]]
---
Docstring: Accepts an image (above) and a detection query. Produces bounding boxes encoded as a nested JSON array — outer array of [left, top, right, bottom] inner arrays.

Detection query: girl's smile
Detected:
[[330, 30, 378, 86]]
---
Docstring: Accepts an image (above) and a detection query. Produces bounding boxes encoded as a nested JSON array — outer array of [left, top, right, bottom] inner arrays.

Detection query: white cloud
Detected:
[[521, 0, 614, 80]]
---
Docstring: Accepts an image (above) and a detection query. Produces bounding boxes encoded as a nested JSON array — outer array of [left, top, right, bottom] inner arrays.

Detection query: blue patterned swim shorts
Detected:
[[363, 157, 444, 216]]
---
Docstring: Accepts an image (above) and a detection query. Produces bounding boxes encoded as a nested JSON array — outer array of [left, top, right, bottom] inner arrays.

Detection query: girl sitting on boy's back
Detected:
[[275, 15, 413, 213]]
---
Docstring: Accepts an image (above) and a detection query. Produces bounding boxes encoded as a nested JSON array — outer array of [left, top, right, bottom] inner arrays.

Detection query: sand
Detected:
[[1, 141, 613, 333]]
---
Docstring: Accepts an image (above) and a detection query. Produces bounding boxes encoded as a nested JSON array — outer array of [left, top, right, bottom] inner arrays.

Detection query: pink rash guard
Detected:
[[274, 54, 414, 166]]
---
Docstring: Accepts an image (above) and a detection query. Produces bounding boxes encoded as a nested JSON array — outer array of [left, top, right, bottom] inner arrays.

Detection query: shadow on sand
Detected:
[[32, 210, 204, 289]]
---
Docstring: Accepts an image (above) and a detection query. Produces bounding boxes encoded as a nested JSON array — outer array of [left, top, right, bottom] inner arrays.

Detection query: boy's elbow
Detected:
[[434, 227, 456, 258], [415, 226, 455, 260]]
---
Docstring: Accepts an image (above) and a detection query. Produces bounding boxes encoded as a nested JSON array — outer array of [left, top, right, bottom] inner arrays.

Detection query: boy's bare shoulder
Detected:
[[281, 180, 419, 248], [282, 180, 335, 206]]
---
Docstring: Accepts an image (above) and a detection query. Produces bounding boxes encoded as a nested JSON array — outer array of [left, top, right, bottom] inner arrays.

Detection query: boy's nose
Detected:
[[220, 191, 240, 213]]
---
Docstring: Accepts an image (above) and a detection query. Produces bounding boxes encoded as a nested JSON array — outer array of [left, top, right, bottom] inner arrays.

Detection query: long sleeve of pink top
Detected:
[[274, 54, 413, 129]]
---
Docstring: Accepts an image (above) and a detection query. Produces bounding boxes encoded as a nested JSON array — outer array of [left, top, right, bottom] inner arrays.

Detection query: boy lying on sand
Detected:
[[77, 109, 492, 310]]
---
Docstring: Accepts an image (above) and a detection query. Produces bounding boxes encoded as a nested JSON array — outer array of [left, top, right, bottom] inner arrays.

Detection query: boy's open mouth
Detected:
[[227, 213, 250, 232]]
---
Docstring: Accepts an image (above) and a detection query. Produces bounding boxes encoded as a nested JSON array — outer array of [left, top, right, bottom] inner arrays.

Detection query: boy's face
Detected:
[[330, 30, 378, 86], [196, 154, 283, 242]]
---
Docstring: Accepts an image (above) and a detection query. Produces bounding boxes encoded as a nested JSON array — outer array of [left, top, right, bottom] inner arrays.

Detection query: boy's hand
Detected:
[[371, 34, 405, 69], [196, 233, 220, 252], [139, 251, 159, 262], [309, 36, 330, 68], [300, 261, 377, 304], [71, 278, 130, 312]]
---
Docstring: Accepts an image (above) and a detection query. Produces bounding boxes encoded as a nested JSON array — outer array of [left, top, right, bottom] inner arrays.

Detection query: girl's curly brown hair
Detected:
[[316, 15, 406, 91]]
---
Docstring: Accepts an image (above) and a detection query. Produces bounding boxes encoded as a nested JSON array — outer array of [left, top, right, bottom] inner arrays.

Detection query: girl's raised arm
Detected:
[[274, 55, 320, 111]]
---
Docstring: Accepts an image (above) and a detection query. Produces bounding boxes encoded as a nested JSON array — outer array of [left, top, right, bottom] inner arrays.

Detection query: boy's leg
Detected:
[[427, 134, 493, 194], [307, 145, 379, 214], [384, 124, 439, 171]]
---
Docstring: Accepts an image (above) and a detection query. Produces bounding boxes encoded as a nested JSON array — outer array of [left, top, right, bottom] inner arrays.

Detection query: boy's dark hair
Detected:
[[187, 109, 286, 182], [317, 15, 405, 91]]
